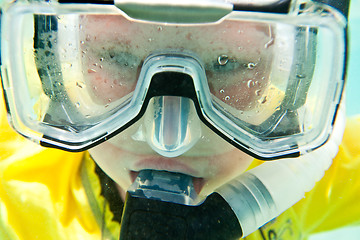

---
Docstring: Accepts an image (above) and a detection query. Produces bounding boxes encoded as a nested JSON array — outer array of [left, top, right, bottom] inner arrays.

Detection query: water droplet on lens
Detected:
[[53, 82, 61, 88], [218, 55, 229, 65], [76, 82, 84, 88], [259, 96, 267, 104], [247, 62, 256, 69], [296, 74, 306, 78], [247, 80, 255, 88], [264, 38, 274, 48]]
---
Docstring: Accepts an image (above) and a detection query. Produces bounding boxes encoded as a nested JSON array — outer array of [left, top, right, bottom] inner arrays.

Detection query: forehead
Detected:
[[78, 14, 273, 62], [79, 14, 271, 41]]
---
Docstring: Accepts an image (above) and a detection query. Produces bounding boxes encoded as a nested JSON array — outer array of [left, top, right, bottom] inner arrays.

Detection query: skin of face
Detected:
[[77, 14, 277, 200]]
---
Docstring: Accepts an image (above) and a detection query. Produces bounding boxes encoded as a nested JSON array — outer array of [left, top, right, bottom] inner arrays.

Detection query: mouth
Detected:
[[130, 170, 205, 194]]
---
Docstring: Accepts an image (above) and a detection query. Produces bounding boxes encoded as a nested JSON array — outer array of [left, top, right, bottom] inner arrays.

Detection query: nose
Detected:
[[144, 96, 202, 157]]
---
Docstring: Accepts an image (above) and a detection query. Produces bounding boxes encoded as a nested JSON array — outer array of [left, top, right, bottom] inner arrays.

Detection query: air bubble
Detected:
[[224, 96, 230, 101], [220, 89, 225, 93], [75, 102, 80, 108], [255, 90, 261, 96], [100, 58, 104, 62], [157, 26, 163, 31], [218, 55, 229, 65], [80, 41, 85, 45]]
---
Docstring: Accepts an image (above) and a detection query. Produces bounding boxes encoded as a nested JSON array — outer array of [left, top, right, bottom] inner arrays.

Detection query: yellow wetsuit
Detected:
[[0, 93, 359, 240]]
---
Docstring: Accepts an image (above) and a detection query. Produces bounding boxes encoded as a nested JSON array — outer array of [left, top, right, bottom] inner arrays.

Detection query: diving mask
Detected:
[[0, 0, 346, 160]]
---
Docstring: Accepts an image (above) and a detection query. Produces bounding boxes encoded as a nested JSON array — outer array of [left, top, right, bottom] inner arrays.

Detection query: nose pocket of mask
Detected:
[[144, 96, 202, 157]]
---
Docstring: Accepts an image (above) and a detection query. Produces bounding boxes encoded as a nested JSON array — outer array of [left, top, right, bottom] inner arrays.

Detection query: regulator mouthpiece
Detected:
[[120, 170, 242, 240], [127, 169, 197, 205]]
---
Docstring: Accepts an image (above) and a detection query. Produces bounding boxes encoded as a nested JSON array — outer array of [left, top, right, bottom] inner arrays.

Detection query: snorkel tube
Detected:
[[119, 105, 345, 239], [217, 104, 346, 236]]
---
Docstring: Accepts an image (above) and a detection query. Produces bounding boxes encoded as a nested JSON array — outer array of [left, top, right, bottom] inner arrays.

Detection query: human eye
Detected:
[[86, 47, 141, 71], [104, 48, 141, 68]]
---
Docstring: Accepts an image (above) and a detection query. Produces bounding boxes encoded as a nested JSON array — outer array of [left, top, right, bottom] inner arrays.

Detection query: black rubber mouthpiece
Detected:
[[119, 192, 242, 240]]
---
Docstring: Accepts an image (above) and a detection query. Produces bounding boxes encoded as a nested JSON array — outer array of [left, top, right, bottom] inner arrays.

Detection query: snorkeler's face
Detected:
[[79, 14, 278, 198]]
